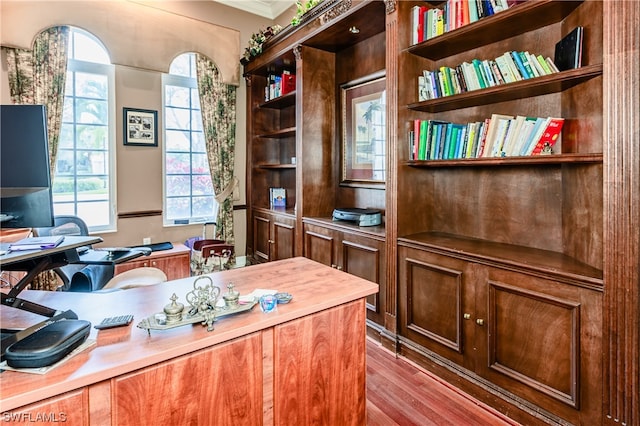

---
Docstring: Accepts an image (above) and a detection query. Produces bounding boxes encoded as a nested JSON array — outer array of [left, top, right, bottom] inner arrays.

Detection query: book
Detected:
[[418, 75, 429, 101], [508, 116, 537, 156], [521, 117, 551, 155], [482, 113, 514, 157], [472, 59, 488, 89], [418, 119, 430, 160], [545, 56, 560, 73], [510, 51, 532, 79], [554, 26, 584, 71], [518, 51, 538, 78], [411, 5, 421, 45], [500, 115, 526, 156], [281, 72, 296, 95], [455, 124, 467, 159], [442, 123, 454, 159], [413, 119, 421, 160], [461, 62, 481, 90], [9, 236, 65, 251], [475, 118, 491, 157], [269, 188, 286, 208], [447, 124, 461, 159], [494, 54, 516, 83], [536, 54, 554, 74], [527, 52, 547, 77], [490, 116, 513, 157], [465, 122, 480, 158], [481, 60, 497, 87], [502, 52, 523, 81], [531, 118, 565, 155]]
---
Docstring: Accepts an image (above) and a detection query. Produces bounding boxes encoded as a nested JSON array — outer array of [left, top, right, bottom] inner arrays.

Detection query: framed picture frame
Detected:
[[123, 107, 158, 146], [340, 71, 386, 188]]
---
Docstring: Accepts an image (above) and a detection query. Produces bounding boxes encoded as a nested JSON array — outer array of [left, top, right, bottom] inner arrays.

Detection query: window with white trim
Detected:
[[54, 27, 115, 231], [163, 53, 216, 225]]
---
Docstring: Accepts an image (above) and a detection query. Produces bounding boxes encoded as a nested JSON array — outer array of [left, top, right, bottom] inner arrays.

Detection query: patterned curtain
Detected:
[[2, 26, 69, 290], [3, 26, 69, 178], [195, 53, 237, 248]]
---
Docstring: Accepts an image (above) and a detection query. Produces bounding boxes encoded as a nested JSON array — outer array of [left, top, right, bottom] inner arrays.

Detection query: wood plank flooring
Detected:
[[366, 339, 521, 426]]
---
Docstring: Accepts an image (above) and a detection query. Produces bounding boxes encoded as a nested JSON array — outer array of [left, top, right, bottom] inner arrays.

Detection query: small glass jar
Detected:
[[259, 294, 278, 313]]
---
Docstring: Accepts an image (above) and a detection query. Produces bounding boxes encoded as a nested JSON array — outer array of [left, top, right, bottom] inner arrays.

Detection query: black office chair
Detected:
[[33, 215, 114, 292]]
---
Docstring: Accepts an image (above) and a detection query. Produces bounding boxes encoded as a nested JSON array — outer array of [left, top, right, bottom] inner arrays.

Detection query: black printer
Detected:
[[332, 208, 382, 227]]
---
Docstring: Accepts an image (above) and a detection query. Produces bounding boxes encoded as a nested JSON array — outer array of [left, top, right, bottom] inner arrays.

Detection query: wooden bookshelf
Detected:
[[244, 0, 640, 424]]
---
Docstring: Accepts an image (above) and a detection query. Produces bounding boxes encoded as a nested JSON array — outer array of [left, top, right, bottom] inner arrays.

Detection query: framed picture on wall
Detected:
[[123, 107, 158, 146], [340, 70, 386, 188]]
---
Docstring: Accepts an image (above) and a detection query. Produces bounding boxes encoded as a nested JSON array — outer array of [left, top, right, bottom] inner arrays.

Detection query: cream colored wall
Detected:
[[0, 1, 277, 256]]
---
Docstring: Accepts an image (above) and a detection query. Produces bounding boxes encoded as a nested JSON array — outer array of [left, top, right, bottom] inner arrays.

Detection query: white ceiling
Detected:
[[214, 0, 296, 19]]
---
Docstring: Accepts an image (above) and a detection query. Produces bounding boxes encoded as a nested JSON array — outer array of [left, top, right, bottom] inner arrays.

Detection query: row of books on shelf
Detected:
[[265, 71, 296, 102], [409, 114, 565, 161], [418, 50, 559, 101], [411, 0, 523, 45]]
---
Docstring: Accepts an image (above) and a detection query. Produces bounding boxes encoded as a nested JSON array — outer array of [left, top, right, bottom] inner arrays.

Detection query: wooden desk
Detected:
[[0, 257, 378, 425], [114, 243, 190, 280]]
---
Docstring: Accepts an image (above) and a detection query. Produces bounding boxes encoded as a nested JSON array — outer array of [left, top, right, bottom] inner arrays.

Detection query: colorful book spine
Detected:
[[531, 118, 565, 155]]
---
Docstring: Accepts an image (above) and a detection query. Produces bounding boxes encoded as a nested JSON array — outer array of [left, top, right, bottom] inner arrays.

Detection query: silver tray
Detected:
[[136, 276, 258, 334], [137, 299, 257, 333]]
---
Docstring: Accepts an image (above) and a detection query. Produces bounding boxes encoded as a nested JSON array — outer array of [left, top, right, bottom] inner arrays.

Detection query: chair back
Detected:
[[34, 215, 89, 237]]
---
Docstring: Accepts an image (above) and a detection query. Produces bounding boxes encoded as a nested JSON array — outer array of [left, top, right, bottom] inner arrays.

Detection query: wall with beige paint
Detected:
[[0, 1, 280, 256]]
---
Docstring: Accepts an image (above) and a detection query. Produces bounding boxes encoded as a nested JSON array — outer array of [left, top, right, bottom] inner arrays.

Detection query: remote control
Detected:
[[94, 315, 134, 330]]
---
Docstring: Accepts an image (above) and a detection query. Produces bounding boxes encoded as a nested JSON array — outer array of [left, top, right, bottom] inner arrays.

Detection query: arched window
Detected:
[[54, 27, 114, 231], [163, 53, 216, 225]]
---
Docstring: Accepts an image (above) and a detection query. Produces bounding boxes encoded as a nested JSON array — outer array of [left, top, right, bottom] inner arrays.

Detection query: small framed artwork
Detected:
[[123, 107, 158, 146], [341, 70, 386, 188]]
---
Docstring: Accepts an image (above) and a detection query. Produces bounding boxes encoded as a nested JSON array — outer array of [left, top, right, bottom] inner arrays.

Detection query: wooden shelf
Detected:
[[406, 153, 602, 167], [257, 163, 296, 170], [406, 0, 583, 60], [398, 232, 603, 287], [407, 64, 603, 113], [254, 206, 296, 218], [259, 91, 296, 109], [257, 127, 296, 139]]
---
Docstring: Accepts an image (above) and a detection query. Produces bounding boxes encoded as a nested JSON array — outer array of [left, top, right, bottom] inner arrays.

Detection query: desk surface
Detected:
[[0, 236, 102, 267], [0, 257, 378, 412]]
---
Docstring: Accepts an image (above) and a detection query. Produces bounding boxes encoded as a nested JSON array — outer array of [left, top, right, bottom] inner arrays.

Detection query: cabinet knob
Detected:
[[336, 266, 342, 271], [331, 264, 337, 269], [463, 313, 471, 320], [268, 239, 275, 244], [476, 319, 484, 326]]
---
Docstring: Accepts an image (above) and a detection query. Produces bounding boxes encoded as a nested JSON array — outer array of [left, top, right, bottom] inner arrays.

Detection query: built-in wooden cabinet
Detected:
[[303, 217, 385, 328], [114, 243, 190, 280], [389, 1, 608, 423], [244, 0, 387, 266], [252, 208, 296, 263], [244, 0, 639, 424], [398, 241, 602, 424]]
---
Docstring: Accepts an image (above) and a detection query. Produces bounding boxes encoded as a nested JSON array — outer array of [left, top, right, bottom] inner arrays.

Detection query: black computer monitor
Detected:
[[0, 104, 55, 229]]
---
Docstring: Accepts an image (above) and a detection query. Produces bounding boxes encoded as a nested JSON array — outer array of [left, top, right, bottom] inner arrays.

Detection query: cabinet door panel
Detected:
[[303, 227, 336, 267], [274, 300, 366, 425], [479, 268, 602, 422], [341, 237, 384, 321], [6, 389, 88, 425], [398, 247, 470, 366], [485, 281, 580, 407], [112, 334, 263, 426], [273, 220, 295, 261], [253, 215, 271, 262], [114, 247, 190, 281]]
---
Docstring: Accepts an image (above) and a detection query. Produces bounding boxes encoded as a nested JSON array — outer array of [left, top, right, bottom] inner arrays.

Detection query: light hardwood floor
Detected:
[[366, 339, 521, 426]]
